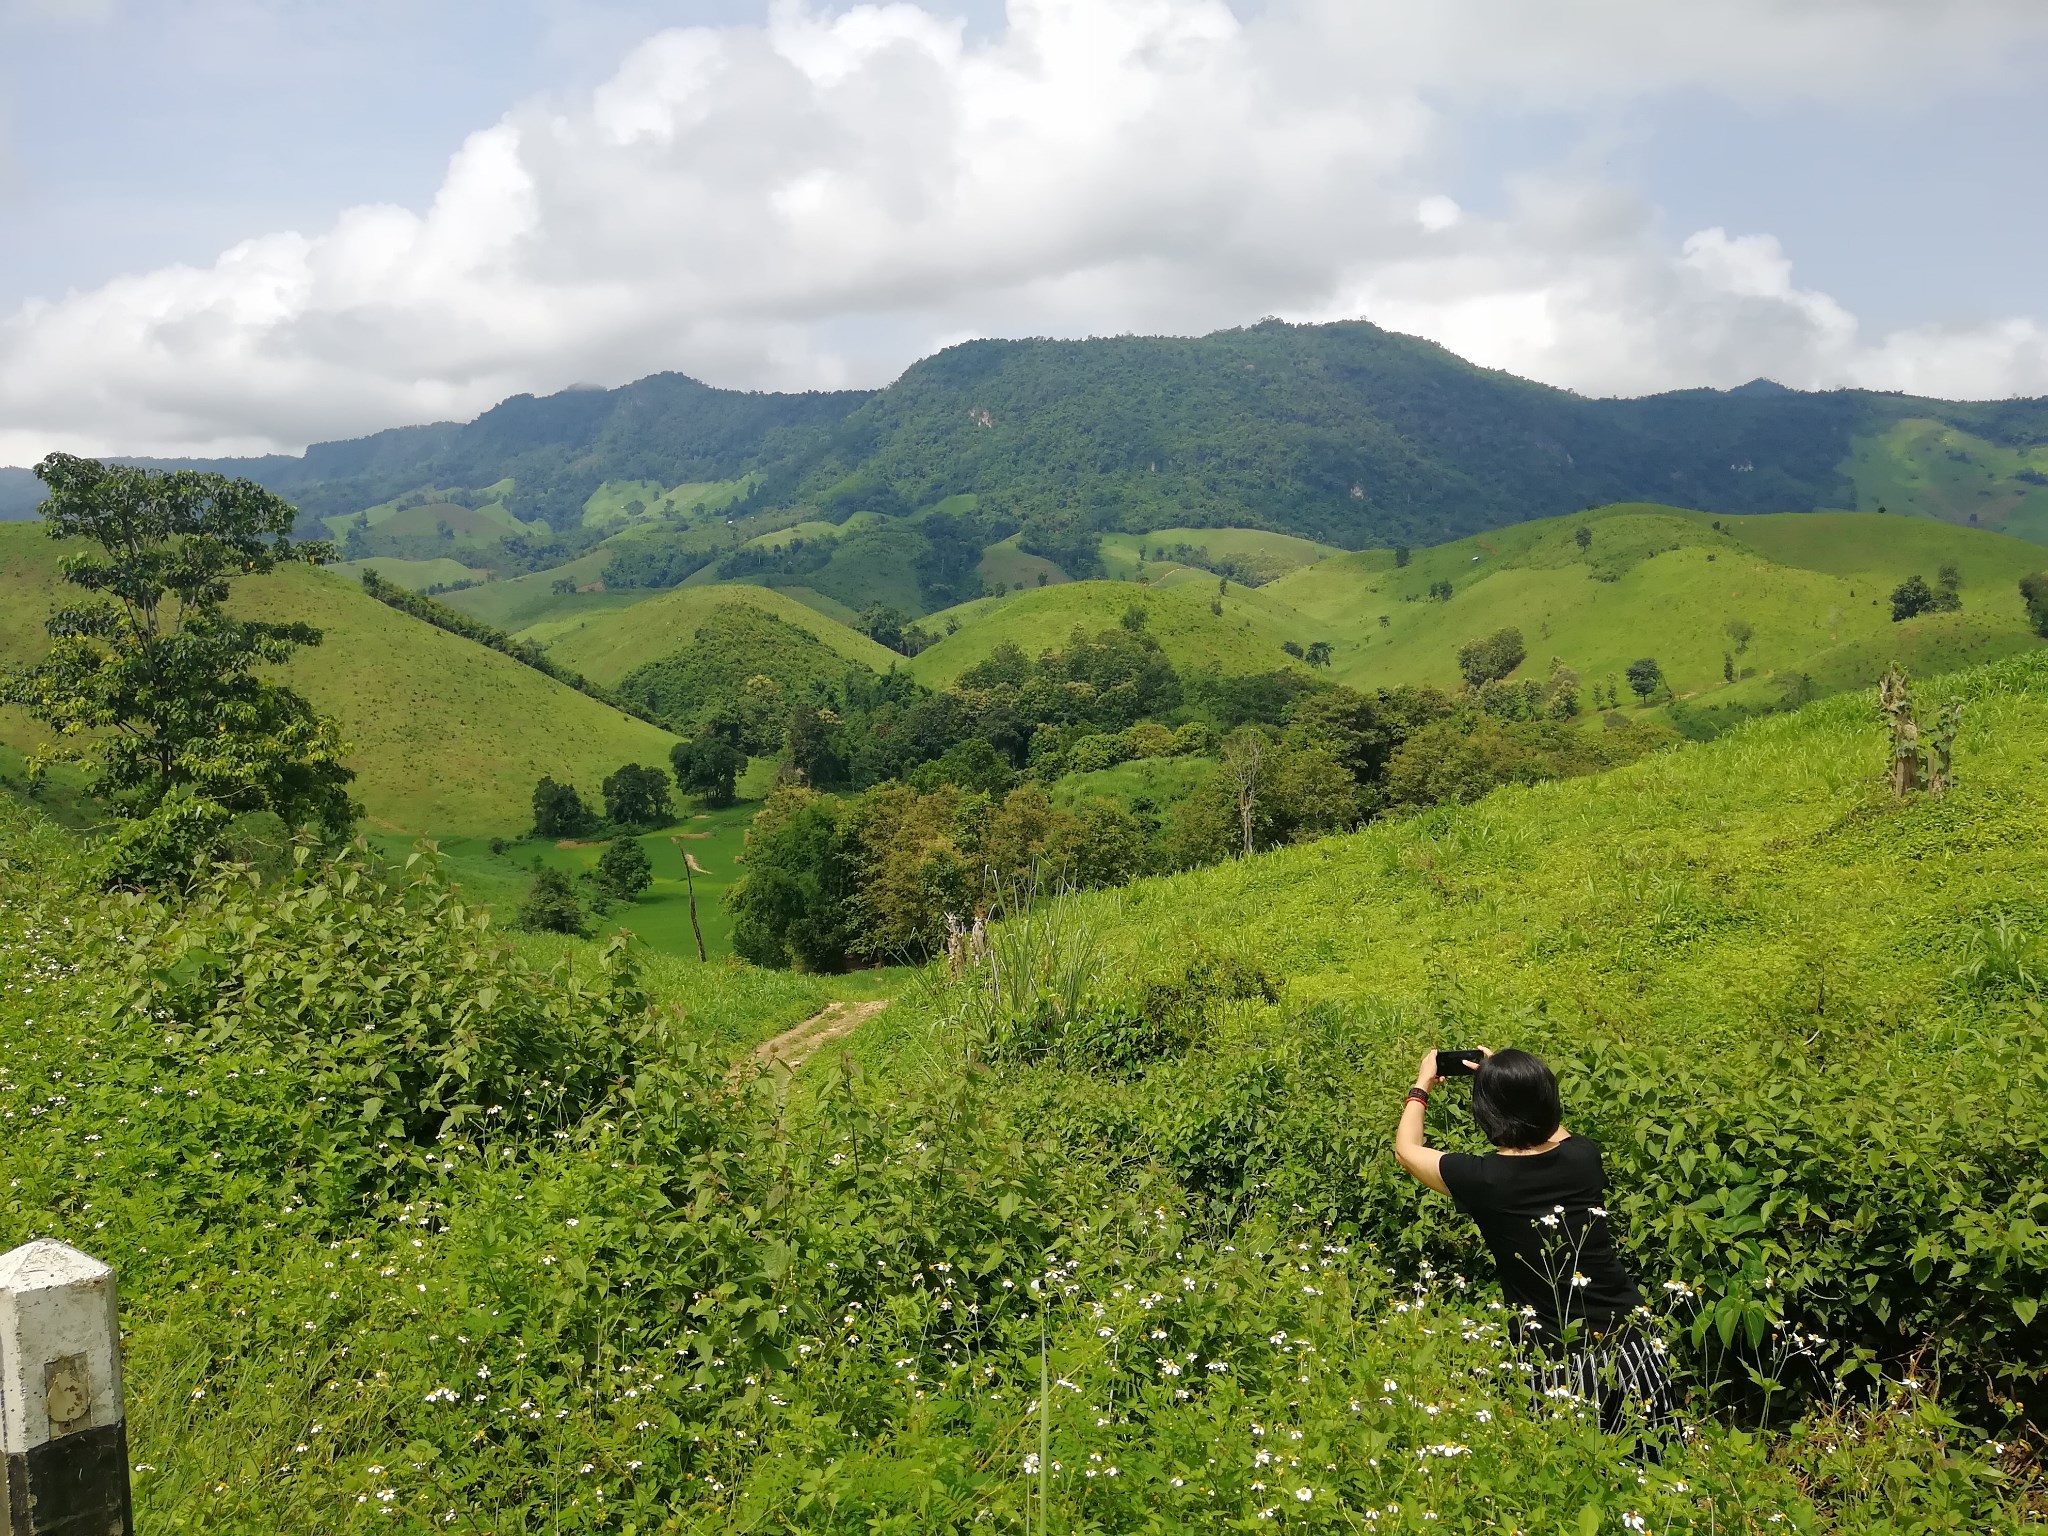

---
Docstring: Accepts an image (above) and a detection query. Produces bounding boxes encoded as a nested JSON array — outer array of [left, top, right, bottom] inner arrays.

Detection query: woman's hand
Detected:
[[1414, 1051, 1444, 1092]]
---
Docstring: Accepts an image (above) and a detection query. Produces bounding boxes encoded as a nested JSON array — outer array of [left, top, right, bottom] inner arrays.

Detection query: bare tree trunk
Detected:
[[682, 849, 707, 962]]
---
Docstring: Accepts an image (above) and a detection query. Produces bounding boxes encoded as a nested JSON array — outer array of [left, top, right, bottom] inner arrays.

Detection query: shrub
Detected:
[[518, 866, 586, 934], [1169, 720, 1216, 756], [1121, 721, 1175, 760], [1065, 732, 1131, 774], [2021, 571, 2048, 637], [595, 838, 653, 902]]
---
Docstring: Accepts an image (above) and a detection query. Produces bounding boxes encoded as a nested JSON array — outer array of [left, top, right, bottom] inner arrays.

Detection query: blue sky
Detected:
[[3, 0, 2046, 460]]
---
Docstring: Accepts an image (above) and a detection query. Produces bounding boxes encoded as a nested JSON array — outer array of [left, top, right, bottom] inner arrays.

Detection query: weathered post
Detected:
[[0, 1240, 131, 1535]]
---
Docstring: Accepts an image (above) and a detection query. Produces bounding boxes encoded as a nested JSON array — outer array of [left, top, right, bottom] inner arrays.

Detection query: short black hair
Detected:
[[1470, 1049, 1562, 1150]]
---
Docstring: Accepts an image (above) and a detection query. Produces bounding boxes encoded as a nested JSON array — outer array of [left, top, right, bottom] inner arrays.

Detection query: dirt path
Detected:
[[736, 999, 889, 1078]]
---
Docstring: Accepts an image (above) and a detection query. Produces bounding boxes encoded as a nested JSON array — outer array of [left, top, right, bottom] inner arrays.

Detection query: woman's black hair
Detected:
[[1470, 1049, 1562, 1150]]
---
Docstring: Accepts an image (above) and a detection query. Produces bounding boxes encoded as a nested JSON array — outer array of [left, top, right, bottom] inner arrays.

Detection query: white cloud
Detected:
[[5, 0, 2048, 461]]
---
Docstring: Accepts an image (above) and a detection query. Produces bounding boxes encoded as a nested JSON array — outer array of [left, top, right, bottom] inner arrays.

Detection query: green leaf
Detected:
[[2014, 1297, 2038, 1326]]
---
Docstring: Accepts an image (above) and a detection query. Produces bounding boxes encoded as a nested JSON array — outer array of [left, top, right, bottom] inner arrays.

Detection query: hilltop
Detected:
[[0, 523, 675, 836]]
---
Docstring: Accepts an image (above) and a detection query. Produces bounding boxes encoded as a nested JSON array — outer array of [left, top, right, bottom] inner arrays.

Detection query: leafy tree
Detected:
[[1, 454, 356, 883], [909, 737, 1012, 795], [1891, 574, 1936, 622], [595, 838, 654, 903], [1935, 563, 1963, 613], [1120, 602, 1148, 632], [1455, 627, 1525, 688], [1723, 651, 1736, 684], [1626, 656, 1665, 702], [858, 604, 911, 653], [602, 764, 672, 829], [1574, 525, 1592, 550], [2021, 572, 2048, 638], [786, 702, 842, 786], [670, 736, 744, 808], [1304, 641, 1333, 667], [1725, 617, 1753, 654], [1281, 640, 1305, 659], [1394, 545, 1411, 568], [517, 867, 585, 934], [1428, 578, 1453, 601], [532, 776, 593, 838], [729, 788, 856, 969]]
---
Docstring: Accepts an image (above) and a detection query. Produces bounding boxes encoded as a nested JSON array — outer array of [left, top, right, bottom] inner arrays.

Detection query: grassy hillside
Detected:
[[1843, 418, 2048, 543], [1267, 504, 2047, 701], [909, 579, 1315, 688], [332, 555, 479, 590], [0, 524, 676, 836], [534, 580, 898, 688], [1100, 525, 1340, 583]]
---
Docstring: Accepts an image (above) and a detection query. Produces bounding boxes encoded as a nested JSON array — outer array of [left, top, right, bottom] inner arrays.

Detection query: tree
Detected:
[[1725, 617, 1753, 654], [2021, 572, 2048, 638], [858, 604, 911, 653], [786, 701, 841, 786], [670, 736, 744, 808], [1722, 651, 1735, 683], [729, 788, 856, 969], [1574, 525, 1592, 550], [1120, 602, 1148, 632], [595, 838, 653, 903], [1625, 657, 1665, 702], [1219, 729, 1269, 858], [532, 776, 593, 837], [1304, 640, 1333, 668], [1428, 579, 1453, 602], [1891, 574, 1936, 622], [1935, 562, 1963, 612], [517, 867, 585, 934], [1281, 640, 1305, 659], [1455, 627, 1525, 688], [602, 763, 672, 828], [1394, 545, 1412, 568], [1, 453, 356, 883]]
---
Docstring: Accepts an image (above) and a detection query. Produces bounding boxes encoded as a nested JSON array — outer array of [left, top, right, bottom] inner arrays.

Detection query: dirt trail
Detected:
[[736, 999, 888, 1078]]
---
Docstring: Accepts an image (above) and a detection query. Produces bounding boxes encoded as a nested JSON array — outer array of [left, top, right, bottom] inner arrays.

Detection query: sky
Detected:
[[3, 0, 2048, 463]]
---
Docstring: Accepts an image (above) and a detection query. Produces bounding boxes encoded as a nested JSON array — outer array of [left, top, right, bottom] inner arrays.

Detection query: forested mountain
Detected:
[[10, 319, 2048, 554]]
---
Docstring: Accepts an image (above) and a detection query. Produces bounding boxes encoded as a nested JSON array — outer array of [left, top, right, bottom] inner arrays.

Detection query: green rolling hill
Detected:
[[907, 578, 1316, 689], [0, 524, 676, 837], [532, 580, 899, 688]]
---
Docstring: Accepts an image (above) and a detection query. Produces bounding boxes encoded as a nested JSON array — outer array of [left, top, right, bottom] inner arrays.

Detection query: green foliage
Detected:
[[594, 837, 653, 902], [614, 606, 863, 735], [670, 735, 744, 807], [1627, 656, 1666, 701], [1892, 573, 1936, 621], [728, 787, 858, 969], [2020, 571, 2048, 637], [2, 455, 356, 881], [516, 865, 586, 934], [530, 775, 593, 838], [600, 762, 671, 829], [1455, 626, 1527, 687]]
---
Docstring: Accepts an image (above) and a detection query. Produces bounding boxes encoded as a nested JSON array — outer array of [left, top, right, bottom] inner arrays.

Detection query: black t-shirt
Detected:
[[1438, 1135, 1643, 1338]]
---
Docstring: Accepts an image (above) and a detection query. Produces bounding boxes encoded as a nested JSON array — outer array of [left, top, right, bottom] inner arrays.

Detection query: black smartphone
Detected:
[[1435, 1049, 1484, 1077]]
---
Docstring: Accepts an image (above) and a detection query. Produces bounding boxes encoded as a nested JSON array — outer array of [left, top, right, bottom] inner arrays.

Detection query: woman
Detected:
[[1394, 1046, 1680, 1439]]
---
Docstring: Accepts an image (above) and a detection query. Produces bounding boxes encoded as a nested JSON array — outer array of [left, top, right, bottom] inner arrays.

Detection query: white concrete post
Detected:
[[0, 1240, 130, 1536]]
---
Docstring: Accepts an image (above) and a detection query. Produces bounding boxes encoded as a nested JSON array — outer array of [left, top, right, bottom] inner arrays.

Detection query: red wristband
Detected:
[[1405, 1087, 1430, 1107]]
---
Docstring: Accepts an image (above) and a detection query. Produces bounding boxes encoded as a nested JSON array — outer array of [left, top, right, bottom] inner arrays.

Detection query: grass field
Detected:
[[976, 533, 1068, 590], [332, 556, 479, 590], [0, 524, 677, 837], [532, 580, 899, 687], [1264, 504, 2047, 700], [910, 578, 1316, 687], [1100, 525, 1341, 583]]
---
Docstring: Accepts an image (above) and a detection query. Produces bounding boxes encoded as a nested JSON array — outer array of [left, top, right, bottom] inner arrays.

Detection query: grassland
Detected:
[[1100, 525, 1340, 583], [976, 532, 1069, 589], [910, 578, 1315, 687], [332, 556, 479, 589], [533, 580, 899, 688], [0, 524, 676, 836]]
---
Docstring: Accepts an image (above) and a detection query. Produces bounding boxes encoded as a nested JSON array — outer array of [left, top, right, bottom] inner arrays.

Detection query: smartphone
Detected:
[[1435, 1049, 1485, 1077]]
